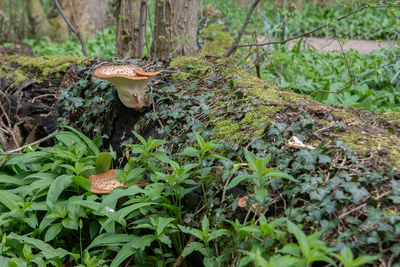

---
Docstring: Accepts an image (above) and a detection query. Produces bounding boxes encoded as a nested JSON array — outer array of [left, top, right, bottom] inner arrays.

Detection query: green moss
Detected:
[[170, 57, 212, 74], [331, 108, 360, 122], [171, 72, 190, 81], [377, 111, 400, 128], [1, 55, 85, 87], [199, 24, 234, 57], [213, 105, 282, 143], [335, 131, 400, 169], [381, 111, 400, 120], [249, 86, 310, 105]]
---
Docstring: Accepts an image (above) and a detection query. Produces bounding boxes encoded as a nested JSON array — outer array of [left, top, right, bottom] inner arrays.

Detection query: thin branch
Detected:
[[7, 130, 58, 154], [236, 4, 400, 48], [310, 56, 400, 95], [338, 39, 354, 84], [224, 0, 261, 57], [53, 0, 88, 56]]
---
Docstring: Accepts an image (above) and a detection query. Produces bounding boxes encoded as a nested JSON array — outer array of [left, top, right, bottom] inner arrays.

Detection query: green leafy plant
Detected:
[[333, 247, 380, 267], [227, 150, 296, 204], [0, 128, 382, 266]]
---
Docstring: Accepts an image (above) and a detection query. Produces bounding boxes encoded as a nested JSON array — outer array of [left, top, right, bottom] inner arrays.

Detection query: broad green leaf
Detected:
[[0, 174, 23, 186], [109, 240, 136, 267], [244, 150, 258, 172], [177, 225, 203, 240], [208, 229, 231, 241], [0, 190, 22, 210], [110, 235, 156, 267], [352, 255, 379, 266], [151, 151, 170, 163], [71, 176, 91, 192], [275, 255, 305, 266], [262, 170, 297, 182], [54, 132, 86, 152], [193, 131, 205, 150], [339, 247, 354, 263], [125, 168, 145, 182], [132, 131, 147, 147], [46, 175, 72, 211], [95, 152, 112, 174], [202, 216, 209, 233], [287, 221, 310, 259], [226, 174, 253, 190], [156, 217, 175, 236], [147, 139, 168, 151], [279, 243, 301, 257], [44, 223, 63, 242], [63, 126, 100, 155], [86, 233, 132, 250], [100, 185, 144, 210], [204, 154, 229, 161], [101, 202, 157, 231], [182, 242, 206, 257], [7, 233, 70, 259], [68, 198, 100, 211], [179, 147, 200, 157]]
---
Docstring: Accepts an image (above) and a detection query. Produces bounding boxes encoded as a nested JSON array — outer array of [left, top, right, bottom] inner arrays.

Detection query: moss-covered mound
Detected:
[[2, 55, 400, 263], [0, 55, 86, 86]]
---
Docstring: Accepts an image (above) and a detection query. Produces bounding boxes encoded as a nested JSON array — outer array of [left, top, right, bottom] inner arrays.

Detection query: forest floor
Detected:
[[288, 37, 399, 53]]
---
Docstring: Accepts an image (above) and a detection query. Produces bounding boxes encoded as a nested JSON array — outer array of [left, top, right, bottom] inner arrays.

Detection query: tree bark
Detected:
[[64, 0, 112, 38], [115, 0, 141, 58], [152, 0, 199, 59], [27, 0, 62, 39]]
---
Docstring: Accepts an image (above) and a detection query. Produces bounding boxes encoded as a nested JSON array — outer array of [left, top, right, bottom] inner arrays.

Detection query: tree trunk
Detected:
[[26, 0, 68, 40], [27, 0, 59, 39], [57, 0, 112, 38], [152, 0, 199, 59], [115, 0, 140, 58]]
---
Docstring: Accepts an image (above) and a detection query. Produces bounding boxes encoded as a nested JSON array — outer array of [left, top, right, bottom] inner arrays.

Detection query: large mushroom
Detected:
[[93, 65, 162, 110]]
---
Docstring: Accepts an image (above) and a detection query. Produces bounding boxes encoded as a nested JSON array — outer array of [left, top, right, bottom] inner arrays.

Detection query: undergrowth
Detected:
[[0, 127, 380, 266], [51, 58, 400, 266], [261, 46, 400, 112]]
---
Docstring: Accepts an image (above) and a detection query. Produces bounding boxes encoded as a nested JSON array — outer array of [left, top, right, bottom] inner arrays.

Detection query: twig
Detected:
[[338, 39, 354, 84], [236, 4, 400, 48], [7, 130, 58, 154], [224, 0, 261, 57], [30, 94, 57, 103], [253, 31, 261, 78], [53, 0, 88, 56], [338, 191, 390, 219], [310, 56, 400, 95]]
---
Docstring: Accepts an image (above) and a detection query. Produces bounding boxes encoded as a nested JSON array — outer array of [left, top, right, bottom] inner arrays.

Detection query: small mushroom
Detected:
[[88, 169, 125, 194], [93, 65, 162, 110]]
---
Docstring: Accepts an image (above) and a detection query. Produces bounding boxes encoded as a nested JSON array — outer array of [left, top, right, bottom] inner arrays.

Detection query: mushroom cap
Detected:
[[88, 169, 125, 194], [134, 68, 163, 77], [93, 65, 162, 80], [238, 195, 249, 208], [93, 65, 149, 80]]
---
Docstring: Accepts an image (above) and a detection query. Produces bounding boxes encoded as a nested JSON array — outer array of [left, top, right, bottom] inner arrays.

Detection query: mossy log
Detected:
[[1, 55, 400, 261], [1, 55, 399, 167]]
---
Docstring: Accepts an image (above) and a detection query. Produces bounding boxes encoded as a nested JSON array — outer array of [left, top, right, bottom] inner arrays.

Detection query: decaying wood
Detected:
[[0, 71, 61, 151]]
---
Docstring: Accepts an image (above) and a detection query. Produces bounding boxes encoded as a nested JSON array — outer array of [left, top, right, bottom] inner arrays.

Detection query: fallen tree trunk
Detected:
[[1, 55, 400, 263], [1, 55, 399, 168]]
